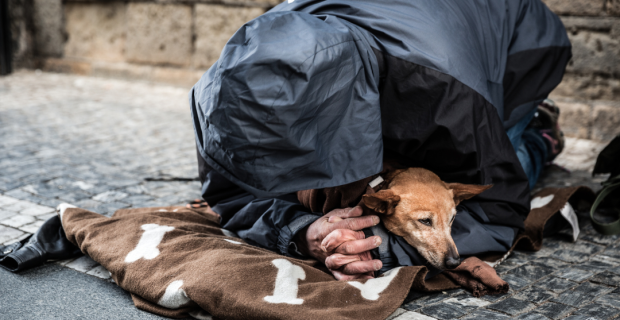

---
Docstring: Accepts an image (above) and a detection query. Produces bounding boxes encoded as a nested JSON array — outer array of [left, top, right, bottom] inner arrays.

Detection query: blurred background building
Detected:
[[2, 0, 620, 142]]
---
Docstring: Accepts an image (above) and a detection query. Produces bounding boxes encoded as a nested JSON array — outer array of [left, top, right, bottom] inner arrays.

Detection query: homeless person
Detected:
[[190, 0, 571, 280]]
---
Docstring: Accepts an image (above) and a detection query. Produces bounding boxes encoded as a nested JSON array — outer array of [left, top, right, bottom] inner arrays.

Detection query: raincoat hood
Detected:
[[191, 12, 383, 198]]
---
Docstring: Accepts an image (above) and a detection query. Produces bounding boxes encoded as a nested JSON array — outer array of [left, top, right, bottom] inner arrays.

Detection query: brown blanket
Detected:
[[59, 186, 592, 319], [444, 257, 509, 297]]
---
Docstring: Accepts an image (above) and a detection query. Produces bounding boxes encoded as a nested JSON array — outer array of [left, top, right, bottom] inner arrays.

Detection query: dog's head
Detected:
[[362, 168, 491, 270]]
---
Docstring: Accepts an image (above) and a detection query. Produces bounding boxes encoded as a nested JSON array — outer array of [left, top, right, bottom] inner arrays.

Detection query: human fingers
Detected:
[[358, 250, 373, 261], [340, 259, 383, 275], [326, 215, 379, 235], [331, 270, 374, 281], [321, 229, 366, 252], [324, 253, 362, 270], [327, 206, 364, 220], [334, 236, 382, 255]]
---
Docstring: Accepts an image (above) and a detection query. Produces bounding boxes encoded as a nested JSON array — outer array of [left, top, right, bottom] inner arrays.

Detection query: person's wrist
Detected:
[[293, 225, 311, 257]]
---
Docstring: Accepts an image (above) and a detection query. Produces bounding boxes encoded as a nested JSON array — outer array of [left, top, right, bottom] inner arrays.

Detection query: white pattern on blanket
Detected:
[[125, 224, 174, 263]]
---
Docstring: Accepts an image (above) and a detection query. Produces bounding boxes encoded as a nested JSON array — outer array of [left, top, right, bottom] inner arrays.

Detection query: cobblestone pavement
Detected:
[[1, 71, 619, 320]]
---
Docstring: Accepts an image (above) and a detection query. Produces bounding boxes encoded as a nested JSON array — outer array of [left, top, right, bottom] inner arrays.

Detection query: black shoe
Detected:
[[528, 99, 564, 162]]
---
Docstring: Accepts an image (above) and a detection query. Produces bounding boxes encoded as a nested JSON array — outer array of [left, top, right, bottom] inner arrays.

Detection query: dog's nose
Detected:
[[444, 255, 461, 269], [444, 245, 460, 269]]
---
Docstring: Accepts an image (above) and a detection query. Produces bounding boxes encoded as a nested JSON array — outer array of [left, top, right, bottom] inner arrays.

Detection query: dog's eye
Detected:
[[418, 218, 432, 226]]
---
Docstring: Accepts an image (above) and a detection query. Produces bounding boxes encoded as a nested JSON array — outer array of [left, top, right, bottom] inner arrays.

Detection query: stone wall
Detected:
[[9, 0, 620, 92], [542, 0, 620, 142], [8, 0, 272, 86], [543, 0, 620, 101]]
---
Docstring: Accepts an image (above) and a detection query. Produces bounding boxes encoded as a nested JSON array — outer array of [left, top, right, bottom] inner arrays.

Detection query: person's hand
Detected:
[[295, 206, 383, 280]]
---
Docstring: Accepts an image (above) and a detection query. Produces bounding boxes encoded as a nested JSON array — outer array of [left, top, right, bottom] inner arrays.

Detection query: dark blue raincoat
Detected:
[[190, 0, 571, 275]]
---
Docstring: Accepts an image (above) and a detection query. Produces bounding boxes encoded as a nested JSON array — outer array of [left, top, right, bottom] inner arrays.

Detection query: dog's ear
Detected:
[[445, 183, 493, 205], [362, 190, 401, 215]]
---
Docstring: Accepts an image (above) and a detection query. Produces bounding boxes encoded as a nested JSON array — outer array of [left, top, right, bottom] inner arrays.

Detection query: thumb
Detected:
[[330, 206, 363, 219]]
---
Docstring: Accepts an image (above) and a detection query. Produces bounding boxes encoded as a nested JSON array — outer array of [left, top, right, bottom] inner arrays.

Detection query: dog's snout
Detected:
[[444, 246, 461, 269], [445, 256, 461, 269]]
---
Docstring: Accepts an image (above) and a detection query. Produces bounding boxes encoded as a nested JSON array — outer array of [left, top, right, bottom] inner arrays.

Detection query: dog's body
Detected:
[[362, 168, 491, 270]]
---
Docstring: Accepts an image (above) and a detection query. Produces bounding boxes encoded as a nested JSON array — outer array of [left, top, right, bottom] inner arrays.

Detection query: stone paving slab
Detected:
[[2, 71, 620, 319]]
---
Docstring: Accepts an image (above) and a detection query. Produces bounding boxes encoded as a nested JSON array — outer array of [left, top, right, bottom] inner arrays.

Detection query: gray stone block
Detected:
[[0, 225, 25, 244], [533, 302, 575, 319], [404, 291, 449, 307], [592, 102, 620, 142], [551, 281, 614, 306], [57, 190, 92, 203], [591, 254, 620, 265], [542, 0, 605, 16], [487, 298, 535, 316], [92, 190, 129, 203], [32, 0, 64, 57], [567, 30, 620, 76], [235, 0, 282, 7], [590, 271, 620, 286], [596, 292, 620, 308], [441, 292, 490, 312], [514, 312, 550, 320], [502, 274, 532, 291], [513, 287, 555, 305], [576, 259, 615, 272], [507, 263, 555, 282], [0, 209, 15, 221], [502, 253, 530, 265], [551, 73, 620, 102], [571, 302, 620, 318], [4, 188, 48, 204], [401, 300, 422, 312], [552, 250, 591, 263], [459, 309, 509, 320], [193, 4, 264, 68], [21, 183, 66, 198], [555, 267, 594, 282], [125, 3, 192, 67], [532, 257, 570, 269], [419, 303, 468, 320], [580, 232, 620, 245], [562, 316, 596, 320], [604, 247, 620, 259], [0, 179, 23, 192], [34, 197, 64, 209], [568, 242, 606, 255], [1, 214, 36, 228], [535, 276, 578, 293], [558, 101, 592, 140], [64, 255, 99, 273], [610, 0, 620, 16], [481, 291, 512, 302], [121, 194, 155, 206], [64, 2, 126, 63], [123, 184, 148, 195], [561, 17, 620, 34]]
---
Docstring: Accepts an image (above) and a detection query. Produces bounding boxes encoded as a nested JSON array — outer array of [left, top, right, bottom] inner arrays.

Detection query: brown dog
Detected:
[[362, 168, 492, 270]]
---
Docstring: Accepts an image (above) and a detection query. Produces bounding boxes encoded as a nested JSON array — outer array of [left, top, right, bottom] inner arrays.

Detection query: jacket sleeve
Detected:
[[198, 151, 320, 257], [218, 194, 321, 257]]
